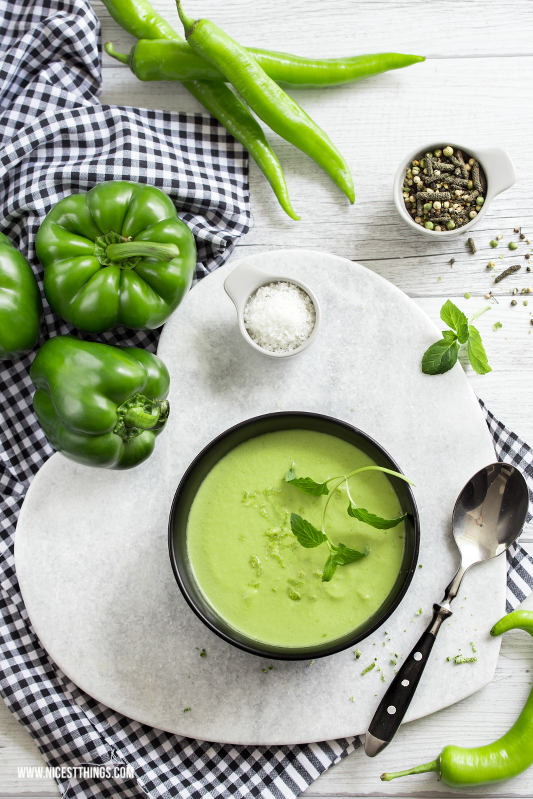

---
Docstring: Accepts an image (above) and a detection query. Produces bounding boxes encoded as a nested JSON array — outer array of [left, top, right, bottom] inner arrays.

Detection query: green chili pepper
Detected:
[[101, 0, 298, 220], [106, 39, 424, 90], [381, 610, 533, 789], [0, 232, 42, 361], [36, 181, 196, 333], [176, 2, 355, 204], [31, 336, 170, 470]]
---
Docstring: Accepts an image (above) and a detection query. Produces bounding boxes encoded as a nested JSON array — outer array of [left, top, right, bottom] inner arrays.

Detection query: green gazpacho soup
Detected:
[[186, 430, 405, 648]]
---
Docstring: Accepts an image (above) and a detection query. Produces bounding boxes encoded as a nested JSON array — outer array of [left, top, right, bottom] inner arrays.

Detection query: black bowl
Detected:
[[168, 412, 420, 661]]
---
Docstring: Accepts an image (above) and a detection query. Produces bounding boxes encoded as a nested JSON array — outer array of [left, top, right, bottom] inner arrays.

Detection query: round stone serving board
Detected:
[[15, 250, 505, 745]]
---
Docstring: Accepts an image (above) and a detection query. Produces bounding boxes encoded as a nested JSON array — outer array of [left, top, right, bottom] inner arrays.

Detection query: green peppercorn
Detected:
[[446, 220, 456, 230], [490, 240, 499, 248], [476, 197, 484, 205], [468, 181, 473, 190], [509, 241, 518, 250], [433, 149, 442, 158], [425, 221, 435, 230], [443, 146, 453, 157], [423, 202, 432, 212], [464, 292, 471, 299]]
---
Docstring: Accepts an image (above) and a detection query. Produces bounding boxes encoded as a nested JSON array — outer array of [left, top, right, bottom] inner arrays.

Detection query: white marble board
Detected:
[[15, 250, 504, 745]]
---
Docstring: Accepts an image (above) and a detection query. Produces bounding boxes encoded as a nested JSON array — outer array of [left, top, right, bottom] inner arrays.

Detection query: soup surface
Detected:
[[186, 429, 405, 648]]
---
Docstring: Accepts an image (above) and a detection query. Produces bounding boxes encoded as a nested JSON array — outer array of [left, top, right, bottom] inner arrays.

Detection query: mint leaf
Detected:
[[290, 514, 328, 548], [287, 476, 329, 495], [421, 338, 459, 375], [285, 463, 296, 481], [442, 330, 457, 343], [322, 554, 338, 582], [348, 505, 408, 529], [333, 542, 367, 564], [467, 325, 491, 375], [440, 300, 467, 334]]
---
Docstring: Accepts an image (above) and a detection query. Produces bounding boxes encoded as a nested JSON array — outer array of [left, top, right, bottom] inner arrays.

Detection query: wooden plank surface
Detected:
[[3, 0, 533, 796]]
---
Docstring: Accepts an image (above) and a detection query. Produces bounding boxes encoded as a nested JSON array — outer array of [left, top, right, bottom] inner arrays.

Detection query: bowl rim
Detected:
[[168, 411, 420, 661], [393, 140, 489, 238]]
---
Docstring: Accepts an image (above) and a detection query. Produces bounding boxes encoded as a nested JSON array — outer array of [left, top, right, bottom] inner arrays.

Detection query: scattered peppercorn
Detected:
[[490, 240, 498, 248], [511, 300, 517, 306], [520, 233, 526, 240], [514, 228, 520, 233], [464, 292, 471, 299], [494, 264, 521, 283], [509, 241, 518, 250], [467, 238, 477, 253], [526, 254, 530, 260]]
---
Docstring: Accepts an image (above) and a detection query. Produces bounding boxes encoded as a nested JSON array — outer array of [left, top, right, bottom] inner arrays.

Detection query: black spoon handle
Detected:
[[365, 603, 452, 757]]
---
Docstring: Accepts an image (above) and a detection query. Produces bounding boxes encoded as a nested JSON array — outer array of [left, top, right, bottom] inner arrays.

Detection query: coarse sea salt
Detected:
[[244, 281, 316, 352]]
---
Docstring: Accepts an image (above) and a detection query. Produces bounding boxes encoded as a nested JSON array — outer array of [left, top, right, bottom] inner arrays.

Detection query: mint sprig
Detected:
[[287, 465, 415, 582], [422, 300, 491, 376]]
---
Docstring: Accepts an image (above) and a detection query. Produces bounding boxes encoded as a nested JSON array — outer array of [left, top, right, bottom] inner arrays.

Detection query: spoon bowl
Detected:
[[453, 463, 529, 570]]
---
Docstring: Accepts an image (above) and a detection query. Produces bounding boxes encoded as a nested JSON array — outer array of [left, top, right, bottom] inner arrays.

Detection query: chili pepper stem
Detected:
[[104, 43, 130, 65], [105, 241, 180, 262], [381, 759, 440, 782], [177, 2, 195, 33]]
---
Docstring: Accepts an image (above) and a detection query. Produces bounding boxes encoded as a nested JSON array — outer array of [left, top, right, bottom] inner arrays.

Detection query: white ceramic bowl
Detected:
[[223, 261, 321, 359], [393, 142, 516, 240]]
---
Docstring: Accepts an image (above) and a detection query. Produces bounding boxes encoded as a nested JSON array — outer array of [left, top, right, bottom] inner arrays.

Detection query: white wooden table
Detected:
[[2, 1, 533, 796]]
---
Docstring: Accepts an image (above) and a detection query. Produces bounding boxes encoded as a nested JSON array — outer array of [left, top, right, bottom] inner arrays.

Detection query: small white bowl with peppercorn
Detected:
[[393, 142, 516, 239]]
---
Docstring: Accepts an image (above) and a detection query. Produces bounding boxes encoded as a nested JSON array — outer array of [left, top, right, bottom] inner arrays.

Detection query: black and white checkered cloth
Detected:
[[1, 2, 533, 798]]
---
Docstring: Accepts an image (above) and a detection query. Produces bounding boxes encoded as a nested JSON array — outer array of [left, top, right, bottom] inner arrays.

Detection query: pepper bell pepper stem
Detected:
[[123, 405, 162, 430], [105, 241, 180, 262], [104, 42, 130, 65], [381, 759, 439, 782]]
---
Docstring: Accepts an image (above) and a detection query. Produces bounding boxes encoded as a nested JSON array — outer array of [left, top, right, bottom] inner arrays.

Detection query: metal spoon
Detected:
[[365, 462, 529, 758]]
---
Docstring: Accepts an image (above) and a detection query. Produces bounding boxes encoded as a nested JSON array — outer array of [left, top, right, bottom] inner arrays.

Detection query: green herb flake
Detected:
[[349, 696, 356, 702], [354, 649, 362, 659], [199, 649, 206, 658], [308, 660, 315, 667], [493, 321, 503, 331], [361, 662, 376, 676], [417, 608, 423, 615], [454, 655, 477, 664], [471, 641, 477, 653], [183, 707, 191, 713], [390, 658, 397, 666], [381, 673, 386, 682]]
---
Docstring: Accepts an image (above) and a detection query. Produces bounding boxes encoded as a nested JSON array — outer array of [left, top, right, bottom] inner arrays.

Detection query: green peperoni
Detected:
[[381, 610, 533, 788]]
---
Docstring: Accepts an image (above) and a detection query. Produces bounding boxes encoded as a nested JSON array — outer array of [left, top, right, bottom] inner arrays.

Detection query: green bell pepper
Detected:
[[0, 232, 42, 360], [31, 335, 170, 470], [36, 181, 197, 333]]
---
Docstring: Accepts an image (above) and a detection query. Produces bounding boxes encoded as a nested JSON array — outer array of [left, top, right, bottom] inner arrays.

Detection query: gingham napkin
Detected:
[[1, 2, 533, 799]]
